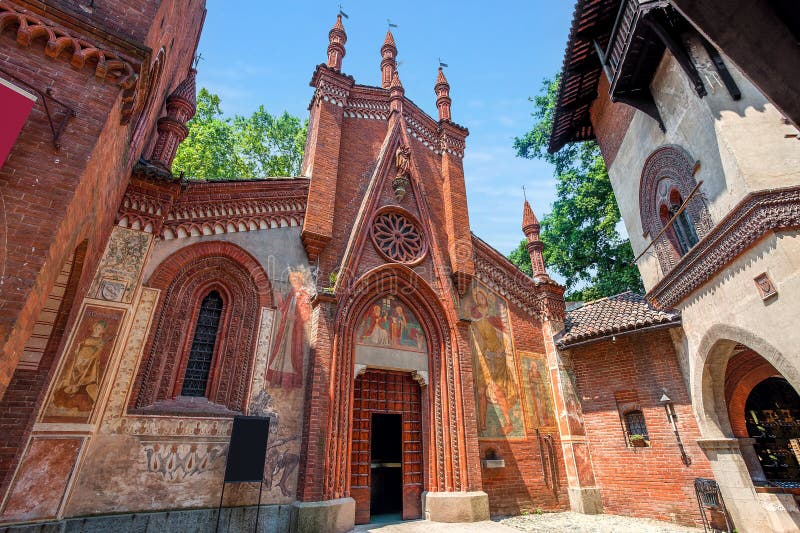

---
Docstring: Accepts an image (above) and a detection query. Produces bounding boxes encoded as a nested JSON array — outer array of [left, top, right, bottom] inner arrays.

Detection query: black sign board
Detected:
[[223, 415, 270, 483]]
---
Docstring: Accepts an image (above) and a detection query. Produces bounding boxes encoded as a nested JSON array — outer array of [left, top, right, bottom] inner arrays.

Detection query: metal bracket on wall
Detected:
[[0, 66, 76, 150]]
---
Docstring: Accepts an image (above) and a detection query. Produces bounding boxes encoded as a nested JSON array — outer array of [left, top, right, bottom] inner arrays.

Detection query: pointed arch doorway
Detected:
[[350, 295, 428, 524]]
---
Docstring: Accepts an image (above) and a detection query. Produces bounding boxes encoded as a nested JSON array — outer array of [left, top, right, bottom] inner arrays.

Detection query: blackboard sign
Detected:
[[224, 416, 270, 483]]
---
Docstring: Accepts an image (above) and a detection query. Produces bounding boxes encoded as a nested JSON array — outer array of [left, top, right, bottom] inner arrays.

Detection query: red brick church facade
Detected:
[[0, 5, 717, 532]]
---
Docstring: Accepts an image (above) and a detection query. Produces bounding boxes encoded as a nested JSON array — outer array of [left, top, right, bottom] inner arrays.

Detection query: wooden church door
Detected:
[[351, 369, 423, 524]]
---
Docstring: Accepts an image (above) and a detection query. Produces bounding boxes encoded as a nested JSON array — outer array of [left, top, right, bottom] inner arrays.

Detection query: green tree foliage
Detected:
[[173, 88, 307, 179], [510, 77, 644, 301]]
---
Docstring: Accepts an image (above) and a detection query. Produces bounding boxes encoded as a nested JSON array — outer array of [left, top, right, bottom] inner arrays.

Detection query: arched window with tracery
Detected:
[[181, 290, 224, 397], [130, 242, 272, 413], [640, 146, 713, 273]]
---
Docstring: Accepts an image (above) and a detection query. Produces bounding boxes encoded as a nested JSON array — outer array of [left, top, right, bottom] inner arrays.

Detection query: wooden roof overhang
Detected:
[[550, 1, 724, 153]]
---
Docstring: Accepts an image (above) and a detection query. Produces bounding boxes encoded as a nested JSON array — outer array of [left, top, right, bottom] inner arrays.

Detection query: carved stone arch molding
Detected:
[[130, 242, 273, 413], [639, 145, 713, 272], [323, 264, 468, 501]]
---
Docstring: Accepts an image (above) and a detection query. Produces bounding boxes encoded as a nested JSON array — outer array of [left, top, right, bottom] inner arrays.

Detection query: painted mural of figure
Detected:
[[525, 357, 555, 427], [359, 304, 389, 345], [52, 320, 108, 410], [470, 289, 518, 435], [390, 304, 407, 346], [267, 269, 311, 388]]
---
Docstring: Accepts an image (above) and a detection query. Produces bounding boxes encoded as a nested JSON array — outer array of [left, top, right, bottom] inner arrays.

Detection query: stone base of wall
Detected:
[[422, 491, 490, 523], [293, 497, 354, 533], [568, 487, 603, 515], [0, 504, 296, 533]]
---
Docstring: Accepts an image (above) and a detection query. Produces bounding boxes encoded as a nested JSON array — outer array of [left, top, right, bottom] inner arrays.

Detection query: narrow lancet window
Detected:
[[181, 291, 224, 397]]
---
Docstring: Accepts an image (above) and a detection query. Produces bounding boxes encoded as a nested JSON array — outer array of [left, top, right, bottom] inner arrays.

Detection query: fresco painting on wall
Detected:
[[464, 282, 525, 439], [519, 352, 556, 429], [266, 266, 314, 388], [560, 367, 586, 436], [356, 296, 426, 353], [42, 305, 126, 423]]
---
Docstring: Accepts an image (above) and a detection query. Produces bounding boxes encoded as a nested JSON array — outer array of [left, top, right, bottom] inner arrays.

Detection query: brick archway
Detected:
[[320, 264, 471, 506], [130, 242, 273, 412], [725, 348, 781, 438]]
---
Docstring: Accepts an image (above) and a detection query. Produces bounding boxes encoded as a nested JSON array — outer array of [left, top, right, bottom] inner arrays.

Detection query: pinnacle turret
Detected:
[[327, 14, 347, 70], [522, 199, 549, 279], [150, 68, 197, 171], [435, 67, 451, 121], [381, 29, 398, 89]]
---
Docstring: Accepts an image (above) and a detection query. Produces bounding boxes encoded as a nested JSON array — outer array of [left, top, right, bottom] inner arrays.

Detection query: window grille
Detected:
[[181, 291, 223, 397], [668, 199, 699, 255], [624, 410, 649, 442]]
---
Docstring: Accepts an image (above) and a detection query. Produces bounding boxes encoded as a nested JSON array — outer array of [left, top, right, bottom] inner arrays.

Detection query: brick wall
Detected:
[[0, 0, 205, 499], [480, 301, 569, 516], [589, 75, 635, 169], [568, 328, 714, 526]]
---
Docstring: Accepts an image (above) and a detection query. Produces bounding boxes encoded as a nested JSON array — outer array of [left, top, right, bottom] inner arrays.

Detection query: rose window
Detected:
[[371, 209, 427, 264]]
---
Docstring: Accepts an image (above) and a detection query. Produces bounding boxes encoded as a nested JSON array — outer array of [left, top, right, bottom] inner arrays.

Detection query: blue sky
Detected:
[[196, 0, 575, 255]]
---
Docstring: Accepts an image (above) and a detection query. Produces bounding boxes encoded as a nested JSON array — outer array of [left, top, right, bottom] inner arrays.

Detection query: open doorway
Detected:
[[745, 377, 800, 485], [370, 413, 403, 519]]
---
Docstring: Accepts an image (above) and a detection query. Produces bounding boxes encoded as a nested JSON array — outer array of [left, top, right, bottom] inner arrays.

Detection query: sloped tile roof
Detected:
[[557, 291, 680, 348]]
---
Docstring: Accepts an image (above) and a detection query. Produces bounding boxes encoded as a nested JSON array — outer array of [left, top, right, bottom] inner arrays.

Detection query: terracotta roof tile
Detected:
[[556, 292, 680, 348]]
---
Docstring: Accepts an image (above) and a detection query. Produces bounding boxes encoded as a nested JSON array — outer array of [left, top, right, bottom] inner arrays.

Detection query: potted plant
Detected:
[[629, 434, 648, 448]]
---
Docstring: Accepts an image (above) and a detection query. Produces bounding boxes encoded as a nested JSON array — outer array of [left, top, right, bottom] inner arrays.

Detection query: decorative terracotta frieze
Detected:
[[472, 235, 566, 320], [0, 0, 141, 124], [648, 186, 800, 308], [116, 177, 309, 240]]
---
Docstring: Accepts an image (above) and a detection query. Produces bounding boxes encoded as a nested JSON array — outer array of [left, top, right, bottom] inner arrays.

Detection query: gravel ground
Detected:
[[498, 512, 703, 532]]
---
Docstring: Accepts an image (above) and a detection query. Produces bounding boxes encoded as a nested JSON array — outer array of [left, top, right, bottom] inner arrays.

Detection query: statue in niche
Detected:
[[393, 145, 412, 201]]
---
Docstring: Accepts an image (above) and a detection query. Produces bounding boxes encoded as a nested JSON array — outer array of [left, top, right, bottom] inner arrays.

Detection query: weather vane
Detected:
[[387, 18, 398, 29], [522, 185, 527, 201], [438, 57, 449, 68], [338, 4, 349, 18], [193, 53, 204, 69]]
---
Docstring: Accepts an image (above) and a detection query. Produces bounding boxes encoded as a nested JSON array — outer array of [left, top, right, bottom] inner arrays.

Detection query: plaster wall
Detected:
[[680, 231, 800, 425], [2, 226, 315, 522], [670, 232, 800, 533], [605, 44, 800, 291], [143, 227, 310, 290]]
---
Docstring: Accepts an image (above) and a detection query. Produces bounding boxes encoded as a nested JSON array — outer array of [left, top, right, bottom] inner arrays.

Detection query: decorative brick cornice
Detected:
[[472, 234, 566, 320], [344, 95, 390, 120], [116, 177, 309, 240], [0, 0, 141, 123], [403, 110, 441, 154], [648, 186, 800, 308], [309, 63, 354, 107]]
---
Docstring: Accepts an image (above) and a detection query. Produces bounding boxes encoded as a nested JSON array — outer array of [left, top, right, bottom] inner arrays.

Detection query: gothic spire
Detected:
[[434, 66, 451, 121], [522, 199, 549, 279], [381, 29, 398, 89], [327, 13, 347, 70]]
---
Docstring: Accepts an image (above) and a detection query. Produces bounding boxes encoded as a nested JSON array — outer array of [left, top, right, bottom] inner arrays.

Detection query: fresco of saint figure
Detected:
[[467, 285, 523, 437], [43, 306, 124, 422], [520, 353, 556, 429], [356, 297, 425, 352], [267, 268, 313, 388]]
